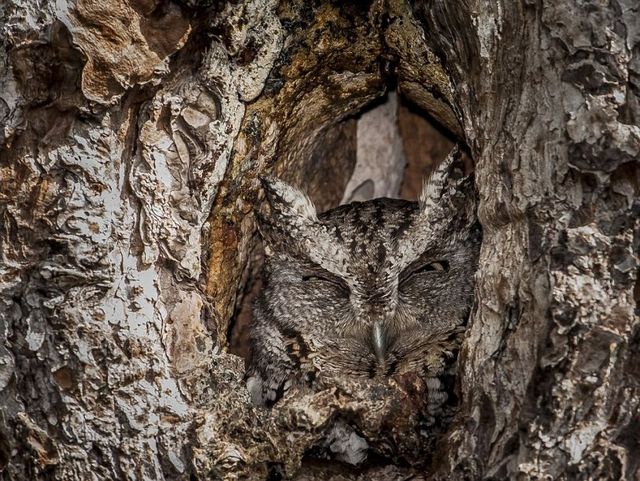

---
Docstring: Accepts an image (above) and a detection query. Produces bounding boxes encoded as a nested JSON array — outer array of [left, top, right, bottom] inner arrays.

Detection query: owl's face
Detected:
[[256, 157, 480, 382]]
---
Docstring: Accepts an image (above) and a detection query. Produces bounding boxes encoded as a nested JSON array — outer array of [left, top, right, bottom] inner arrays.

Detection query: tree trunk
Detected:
[[417, 2, 640, 479], [1, 0, 638, 480]]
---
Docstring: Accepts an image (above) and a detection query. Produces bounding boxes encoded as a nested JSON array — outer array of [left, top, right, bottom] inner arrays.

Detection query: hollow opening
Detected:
[[195, 3, 484, 477], [227, 91, 469, 361]]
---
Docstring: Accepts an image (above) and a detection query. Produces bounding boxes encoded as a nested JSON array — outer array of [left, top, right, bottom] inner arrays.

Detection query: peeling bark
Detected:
[[0, 0, 638, 480]]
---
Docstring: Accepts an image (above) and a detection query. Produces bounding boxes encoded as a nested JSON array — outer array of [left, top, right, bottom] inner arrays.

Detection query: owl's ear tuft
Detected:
[[259, 176, 318, 222], [418, 144, 463, 214], [412, 144, 477, 242]]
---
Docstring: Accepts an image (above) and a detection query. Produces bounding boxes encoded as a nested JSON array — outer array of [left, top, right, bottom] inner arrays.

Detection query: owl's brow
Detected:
[[296, 223, 351, 277]]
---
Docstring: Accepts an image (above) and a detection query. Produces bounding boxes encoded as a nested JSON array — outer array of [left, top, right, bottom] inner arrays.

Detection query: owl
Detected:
[[246, 147, 480, 411]]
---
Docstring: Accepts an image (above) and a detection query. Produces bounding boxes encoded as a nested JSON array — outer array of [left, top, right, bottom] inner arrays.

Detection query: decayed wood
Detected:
[[0, 0, 638, 479]]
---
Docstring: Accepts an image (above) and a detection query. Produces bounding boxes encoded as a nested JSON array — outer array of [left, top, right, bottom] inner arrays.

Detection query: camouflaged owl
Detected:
[[247, 147, 480, 409]]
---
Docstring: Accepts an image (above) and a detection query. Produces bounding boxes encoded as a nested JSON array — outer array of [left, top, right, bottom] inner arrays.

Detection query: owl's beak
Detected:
[[372, 322, 387, 369]]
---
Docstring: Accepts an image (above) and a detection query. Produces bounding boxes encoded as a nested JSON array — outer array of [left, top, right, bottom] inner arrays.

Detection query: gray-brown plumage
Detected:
[[246, 147, 480, 412]]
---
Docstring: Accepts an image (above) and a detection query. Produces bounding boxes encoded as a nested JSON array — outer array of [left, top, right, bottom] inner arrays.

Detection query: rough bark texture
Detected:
[[0, 0, 638, 480], [415, 2, 640, 479]]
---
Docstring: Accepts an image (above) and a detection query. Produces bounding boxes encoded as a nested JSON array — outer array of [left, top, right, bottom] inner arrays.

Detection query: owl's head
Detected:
[[256, 148, 480, 380]]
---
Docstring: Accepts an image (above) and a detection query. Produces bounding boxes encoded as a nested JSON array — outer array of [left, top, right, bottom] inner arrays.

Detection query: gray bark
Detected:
[[0, 0, 638, 480]]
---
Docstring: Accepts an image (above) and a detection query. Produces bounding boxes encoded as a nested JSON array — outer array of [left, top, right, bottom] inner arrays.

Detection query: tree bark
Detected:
[[0, 0, 638, 480], [417, 2, 640, 479]]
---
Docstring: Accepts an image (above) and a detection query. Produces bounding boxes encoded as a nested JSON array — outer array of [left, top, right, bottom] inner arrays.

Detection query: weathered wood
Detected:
[[0, 0, 637, 479]]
